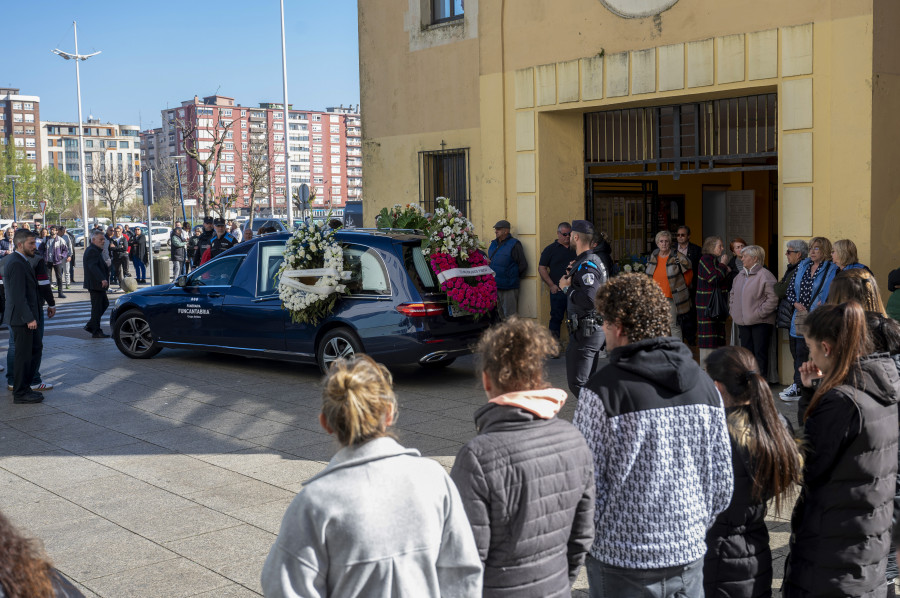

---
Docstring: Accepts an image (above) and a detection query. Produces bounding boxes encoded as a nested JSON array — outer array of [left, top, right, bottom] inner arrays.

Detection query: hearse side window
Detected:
[[258, 242, 287, 296], [187, 256, 243, 287], [403, 243, 439, 294], [343, 245, 390, 296]]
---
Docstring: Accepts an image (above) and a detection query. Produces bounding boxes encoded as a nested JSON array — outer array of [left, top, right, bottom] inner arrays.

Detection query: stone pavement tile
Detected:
[[391, 407, 443, 427], [179, 409, 299, 441], [186, 479, 296, 515], [0, 430, 58, 457], [164, 524, 276, 570], [396, 395, 471, 413], [86, 412, 182, 437], [215, 551, 269, 595], [3, 494, 96, 535], [279, 440, 336, 463], [420, 444, 463, 460], [193, 583, 262, 597], [0, 401, 60, 422], [393, 429, 467, 454], [38, 426, 140, 454], [573, 565, 589, 593], [232, 458, 327, 492], [88, 448, 203, 478], [130, 395, 211, 419], [437, 403, 481, 423], [136, 425, 259, 455], [400, 418, 476, 443], [5, 411, 87, 434], [229, 497, 295, 535], [137, 464, 255, 496], [53, 472, 189, 517], [0, 450, 121, 491], [114, 504, 243, 544], [40, 516, 177, 581], [251, 428, 333, 455], [0, 470, 57, 509], [82, 557, 233, 598]]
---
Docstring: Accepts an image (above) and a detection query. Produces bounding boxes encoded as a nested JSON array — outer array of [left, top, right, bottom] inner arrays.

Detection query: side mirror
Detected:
[[175, 275, 188, 288]]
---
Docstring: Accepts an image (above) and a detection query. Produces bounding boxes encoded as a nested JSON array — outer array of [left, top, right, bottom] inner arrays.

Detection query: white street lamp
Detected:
[[280, 0, 293, 228], [52, 21, 100, 231]]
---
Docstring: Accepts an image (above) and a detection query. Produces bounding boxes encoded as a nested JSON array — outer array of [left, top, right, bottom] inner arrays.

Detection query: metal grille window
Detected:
[[419, 148, 470, 217], [585, 93, 777, 177]]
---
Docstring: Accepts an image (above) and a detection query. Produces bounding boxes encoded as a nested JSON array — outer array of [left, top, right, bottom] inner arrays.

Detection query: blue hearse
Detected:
[[109, 230, 496, 372]]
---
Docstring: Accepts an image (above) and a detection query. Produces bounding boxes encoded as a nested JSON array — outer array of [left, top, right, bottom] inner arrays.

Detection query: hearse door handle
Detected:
[[207, 292, 223, 298]]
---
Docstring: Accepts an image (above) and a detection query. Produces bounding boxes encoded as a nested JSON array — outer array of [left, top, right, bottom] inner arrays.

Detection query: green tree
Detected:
[[0, 144, 38, 220], [34, 167, 81, 224]]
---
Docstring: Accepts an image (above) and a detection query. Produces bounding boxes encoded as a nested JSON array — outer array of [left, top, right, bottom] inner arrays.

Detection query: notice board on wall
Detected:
[[725, 190, 755, 247]]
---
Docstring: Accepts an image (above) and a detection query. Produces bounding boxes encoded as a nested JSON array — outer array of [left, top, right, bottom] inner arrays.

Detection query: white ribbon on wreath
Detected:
[[436, 266, 496, 284], [281, 268, 351, 295]]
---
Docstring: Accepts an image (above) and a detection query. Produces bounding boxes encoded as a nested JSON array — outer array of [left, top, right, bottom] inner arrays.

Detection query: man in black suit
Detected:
[[5, 230, 44, 403], [676, 225, 703, 346], [83, 230, 111, 338]]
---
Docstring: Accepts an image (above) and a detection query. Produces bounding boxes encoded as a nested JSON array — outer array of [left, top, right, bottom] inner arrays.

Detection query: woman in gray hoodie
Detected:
[[261, 355, 482, 598]]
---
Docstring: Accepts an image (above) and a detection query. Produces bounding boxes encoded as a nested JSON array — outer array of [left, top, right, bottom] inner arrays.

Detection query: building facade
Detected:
[[41, 119, 142, 203], [0, 88, 42, 170], [142, 95, 362, 219], [359, 0, 900, 382]]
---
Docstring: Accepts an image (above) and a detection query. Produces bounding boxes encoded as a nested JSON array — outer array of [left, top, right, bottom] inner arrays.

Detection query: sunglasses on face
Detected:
[[559, 231, 570, 236]]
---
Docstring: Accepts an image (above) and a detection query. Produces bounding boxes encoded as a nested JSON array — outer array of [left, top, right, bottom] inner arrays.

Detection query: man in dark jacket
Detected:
[[170, 223, 188, 279], [193, 217, 215, 267], [487, 220, 527, 319], [83, 230, 110, 338], [538, 222, 576, 343], [108, 226, 130, 291], [187, 225, 202, 272], [206, 218, 237, 262], [676, 225, 703, 345], [4, 230, 46, 403], [574, 273, 733, 597], [129, 227, 149, 284]]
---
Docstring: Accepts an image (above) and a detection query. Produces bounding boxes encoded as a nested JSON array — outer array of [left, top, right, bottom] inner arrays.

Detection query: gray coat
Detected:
[[450, 395, 595, 598], [261, 437, 482, 598]]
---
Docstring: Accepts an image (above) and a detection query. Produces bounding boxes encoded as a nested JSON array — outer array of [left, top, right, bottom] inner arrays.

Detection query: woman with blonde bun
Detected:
[[261, 355, 482, 598]]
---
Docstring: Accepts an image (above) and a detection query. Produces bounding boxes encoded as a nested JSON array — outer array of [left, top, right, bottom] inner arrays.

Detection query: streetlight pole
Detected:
[[4, 175, 20, 222], [280, 0, 293, 228], [53, 21, 100, 232], [172, 155, 188, 223]]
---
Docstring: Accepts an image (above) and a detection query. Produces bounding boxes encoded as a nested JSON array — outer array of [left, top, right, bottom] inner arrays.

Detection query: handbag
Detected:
[[705, 288, 729, 321]]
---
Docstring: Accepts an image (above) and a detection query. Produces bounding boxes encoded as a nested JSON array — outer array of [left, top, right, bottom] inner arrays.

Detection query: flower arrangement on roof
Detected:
[[278, 220, 351, 324], [375, 203, 430, 231], [422, 197, 497, 317]]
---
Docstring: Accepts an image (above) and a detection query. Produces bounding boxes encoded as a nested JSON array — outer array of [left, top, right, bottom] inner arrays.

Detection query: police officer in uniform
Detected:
[[558, 219, 608, 397], [193, 217, 215, 266], [207, 218, 238, 261]]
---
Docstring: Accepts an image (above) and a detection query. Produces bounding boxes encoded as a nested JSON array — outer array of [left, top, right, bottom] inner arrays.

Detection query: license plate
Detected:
[[446, 302, 458, 318]]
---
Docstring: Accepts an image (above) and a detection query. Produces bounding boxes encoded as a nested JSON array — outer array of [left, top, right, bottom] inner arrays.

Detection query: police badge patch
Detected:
[[582, 273, 595, 285]]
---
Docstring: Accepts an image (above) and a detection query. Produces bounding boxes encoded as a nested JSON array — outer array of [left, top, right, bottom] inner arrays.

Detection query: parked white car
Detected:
[[132, 225, 172, 248]]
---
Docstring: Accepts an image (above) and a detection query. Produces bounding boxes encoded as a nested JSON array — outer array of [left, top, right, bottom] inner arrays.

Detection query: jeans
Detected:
[[790, 335, 809, 387], [7, 307, 44, 386], [549, 290, 568, 338], [172, 260, 188, 279], [132, 258, 146, 281], [738, 323, 773, 377], [49, 262, 65, 296], [586, 555, 704, 598]]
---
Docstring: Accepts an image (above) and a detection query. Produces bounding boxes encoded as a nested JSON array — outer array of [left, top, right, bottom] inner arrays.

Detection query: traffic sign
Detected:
[[183, 199, 197, 206], [38, 200, 47, 213]]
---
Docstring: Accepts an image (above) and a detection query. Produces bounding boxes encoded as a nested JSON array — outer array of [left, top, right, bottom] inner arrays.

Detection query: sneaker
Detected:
[[779, 383, 801, 402], [31, 383, 53, 391], [65, 283, 70, 289], [6, 384, 12, 391]]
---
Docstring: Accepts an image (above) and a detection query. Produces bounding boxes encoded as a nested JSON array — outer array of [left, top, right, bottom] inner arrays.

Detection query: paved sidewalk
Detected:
[[0, 333, 797, 597]]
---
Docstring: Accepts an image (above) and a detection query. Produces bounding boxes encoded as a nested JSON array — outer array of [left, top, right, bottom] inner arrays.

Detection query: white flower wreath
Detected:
[[278, 221, 351, 324]]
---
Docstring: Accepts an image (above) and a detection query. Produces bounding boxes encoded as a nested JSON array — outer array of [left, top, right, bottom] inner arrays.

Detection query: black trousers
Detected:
[[112, 257, 129, 285], [11, 324, 40, 398], [49, 262, 65, 296], [738, 323, 773, 380], [87, 289, 109, 332], [566, 327, 606, 397]]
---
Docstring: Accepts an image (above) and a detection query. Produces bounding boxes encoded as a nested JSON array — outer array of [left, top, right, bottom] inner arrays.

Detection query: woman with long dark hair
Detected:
[[703, 346, 802, 598], [782, 302, 900, 598], [0, 510, 84, 597]]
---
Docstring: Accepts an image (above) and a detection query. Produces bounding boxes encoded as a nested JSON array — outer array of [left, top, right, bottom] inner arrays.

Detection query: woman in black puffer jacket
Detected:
[[783, 302, 900, 598], [450, 318, 595, 598], [703, 346, 803, 598]]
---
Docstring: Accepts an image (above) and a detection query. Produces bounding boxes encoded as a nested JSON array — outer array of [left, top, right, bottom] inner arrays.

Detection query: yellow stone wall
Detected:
[[359, 0, 896, 381]]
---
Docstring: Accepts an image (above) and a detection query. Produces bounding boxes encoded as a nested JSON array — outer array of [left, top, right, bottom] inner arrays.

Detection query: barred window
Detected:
[[419, 148, 470, 217]]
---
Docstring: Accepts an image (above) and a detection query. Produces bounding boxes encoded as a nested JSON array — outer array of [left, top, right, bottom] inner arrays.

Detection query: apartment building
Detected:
[[143, 94, 361, 219], [0, 88, 42, 170], [41, 119, 141, 202]]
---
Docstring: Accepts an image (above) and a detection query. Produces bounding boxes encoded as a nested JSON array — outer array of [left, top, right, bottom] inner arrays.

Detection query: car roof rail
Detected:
[[346, 227, 426, 235]]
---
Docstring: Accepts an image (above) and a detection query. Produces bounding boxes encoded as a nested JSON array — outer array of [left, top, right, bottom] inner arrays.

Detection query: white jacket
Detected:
[[261, 436, 483, 598]]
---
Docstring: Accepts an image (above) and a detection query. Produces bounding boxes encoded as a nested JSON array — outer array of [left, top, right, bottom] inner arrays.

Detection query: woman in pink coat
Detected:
[[729, 245, 779, 379]]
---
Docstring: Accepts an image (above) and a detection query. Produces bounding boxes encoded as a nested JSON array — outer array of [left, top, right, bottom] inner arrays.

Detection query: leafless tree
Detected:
[[171, 114, 233, 216], [208, 192, 238, 219], [146, 158, 183, 225], [237, 129, 272, 230], [89, 162, 139, 226]]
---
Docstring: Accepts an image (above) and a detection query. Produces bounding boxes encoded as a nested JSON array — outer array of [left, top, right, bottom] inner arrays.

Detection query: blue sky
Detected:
[[2, 0, 360, 130]]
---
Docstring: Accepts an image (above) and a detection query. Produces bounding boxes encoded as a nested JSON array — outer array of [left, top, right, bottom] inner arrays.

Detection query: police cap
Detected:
[[213, 218, 226, 226], [571, 220, 594, 235], [203, 216, 214, 224]]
